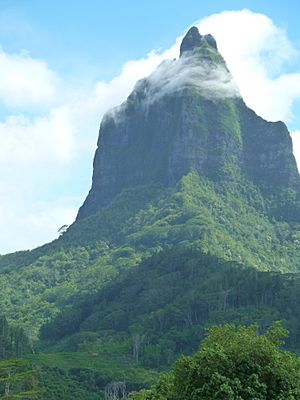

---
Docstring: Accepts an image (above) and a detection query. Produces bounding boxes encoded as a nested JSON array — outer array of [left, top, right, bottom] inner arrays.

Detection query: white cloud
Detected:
[[130, 55, 240, 108], [0, 47, 60, 109], [93, 46, 179, 111], [0, 187, 78, 253], [2, 9, 300, 253], [93, 9, 300, 126], [0, 107, 76, 166], [196, 9, 300, 122]]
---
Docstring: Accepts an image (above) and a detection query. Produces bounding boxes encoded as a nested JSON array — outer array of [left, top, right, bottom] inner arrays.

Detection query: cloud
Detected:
[[96, 9, 300, 127], [130, 55, 240, 108], [0, 108, 76, 166], [196, 9, 300, 123], [93, 46, 179, 110], [0, 185, 78, 253], [0, 47, 60, 109], [2, 9, 300, 253]]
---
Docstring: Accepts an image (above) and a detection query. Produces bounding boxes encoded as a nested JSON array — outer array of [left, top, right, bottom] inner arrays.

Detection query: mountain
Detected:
[[77, 26, 299, 220], [1, 26, 300, 399]]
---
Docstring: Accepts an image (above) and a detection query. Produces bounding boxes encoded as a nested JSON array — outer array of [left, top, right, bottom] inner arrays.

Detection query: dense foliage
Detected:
[[0, 359, 40, 399], [0, 315, 31, 360], [0, 172, 300, 396], [128, 323, 300, 400], [1, 172, 300, 340], [1, 25, 300, 399], [39, 247, 300, 367]]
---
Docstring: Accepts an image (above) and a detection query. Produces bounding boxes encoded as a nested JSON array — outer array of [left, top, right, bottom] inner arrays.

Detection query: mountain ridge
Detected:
[[77, 26, 299, 220]]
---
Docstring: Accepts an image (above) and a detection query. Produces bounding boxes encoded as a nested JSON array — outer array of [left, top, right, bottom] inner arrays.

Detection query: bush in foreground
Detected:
[[129, 322, 300, 400]]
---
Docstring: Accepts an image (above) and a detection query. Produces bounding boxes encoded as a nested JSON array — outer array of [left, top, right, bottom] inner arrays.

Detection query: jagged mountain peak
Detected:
[[180, 26, 217, 56], [124, 27, 229, 110], [77, 29, 299, 220]]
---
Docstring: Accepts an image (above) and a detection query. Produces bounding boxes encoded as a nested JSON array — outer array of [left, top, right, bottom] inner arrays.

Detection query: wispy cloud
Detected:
[[134, 55, 240, 107]]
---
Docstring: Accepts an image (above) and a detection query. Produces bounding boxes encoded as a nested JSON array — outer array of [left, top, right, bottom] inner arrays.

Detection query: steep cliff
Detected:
[[77, 27, 299, 220]]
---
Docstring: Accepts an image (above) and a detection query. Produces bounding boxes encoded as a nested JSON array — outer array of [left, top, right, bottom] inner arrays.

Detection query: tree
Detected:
[[129, 322, 300, 400], [58, 224, 69, 236], [0, 359, 40, 399], [104, 381, 126, 400]]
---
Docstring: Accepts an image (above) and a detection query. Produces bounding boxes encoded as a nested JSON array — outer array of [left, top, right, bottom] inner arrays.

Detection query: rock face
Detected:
[[77, 27, 299, 220], [180, 27, 217, 55]]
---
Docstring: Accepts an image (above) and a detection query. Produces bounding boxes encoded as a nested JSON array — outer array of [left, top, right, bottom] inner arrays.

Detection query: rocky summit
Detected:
[[77, 26, 299, 220]]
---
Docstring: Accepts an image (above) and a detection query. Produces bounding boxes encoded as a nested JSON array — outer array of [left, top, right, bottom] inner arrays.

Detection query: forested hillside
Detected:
[[1, 26, 300, 398]]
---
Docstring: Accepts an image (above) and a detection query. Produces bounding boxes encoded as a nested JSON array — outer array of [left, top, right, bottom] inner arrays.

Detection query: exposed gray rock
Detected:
[[77, 27, 299, 220]]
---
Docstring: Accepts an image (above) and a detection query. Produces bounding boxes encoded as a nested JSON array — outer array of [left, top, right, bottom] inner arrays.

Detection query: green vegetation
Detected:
[[129, 323, 300, 400], [39, 247, 300, 366], [33, 352, 157, 400], [1, 172, 300, 340], [1, 25, 300, 398], [0, 315, 31, 359], [0, 171, 300, 397], [0, 359, 40, 399]]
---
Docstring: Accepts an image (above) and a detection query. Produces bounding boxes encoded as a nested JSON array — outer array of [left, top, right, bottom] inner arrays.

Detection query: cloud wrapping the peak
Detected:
[[197, 9, 300, 122], [140, 55, 240, 106]]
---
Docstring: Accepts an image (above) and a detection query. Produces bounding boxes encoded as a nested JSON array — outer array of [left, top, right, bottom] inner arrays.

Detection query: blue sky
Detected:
[[1, 0, 300, 253], [2, 1, 300, 81]]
